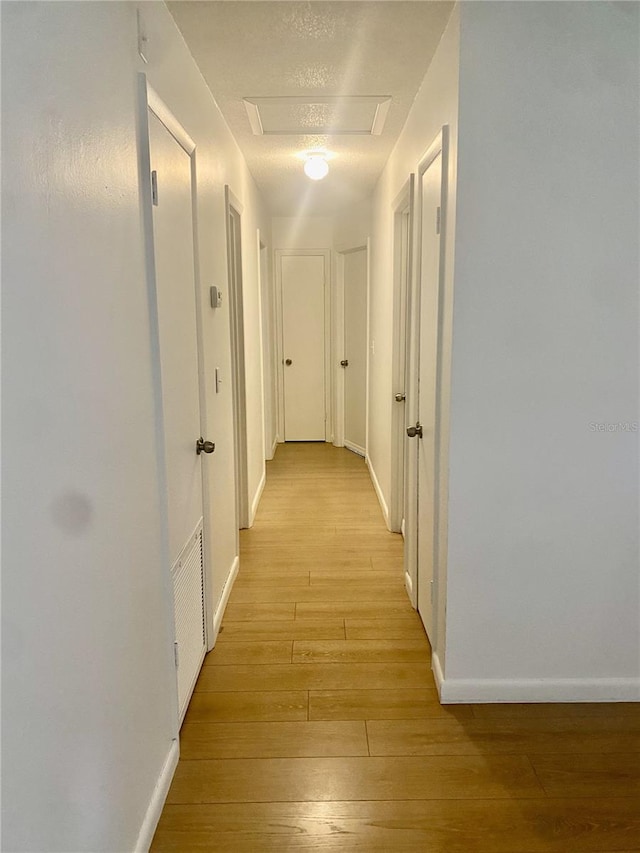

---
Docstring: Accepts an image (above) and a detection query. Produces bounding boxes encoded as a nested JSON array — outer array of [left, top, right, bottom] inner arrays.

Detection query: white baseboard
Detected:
[[344, 439, 365, 457], [432, 651, 445, 700], [404, 570, 413, 601], [366, 454, 390, 529], [437, 673, 640, 704], [268, 436, 278, 460], [211, 555, 239, 646], [249, 469, 266, 527], [134, 739, 179, 852]]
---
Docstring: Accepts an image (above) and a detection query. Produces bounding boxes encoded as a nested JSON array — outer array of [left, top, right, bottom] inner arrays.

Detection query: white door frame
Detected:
[[405, 127, 449, 621], [257, 232, 277, 461], [225, 187, 250, 531], [274, 249, 332, 443], [335, 243, 369, 457], [390, 177, 415, 538], [138, 75, 213, 733], [333, 250, 345, 448]]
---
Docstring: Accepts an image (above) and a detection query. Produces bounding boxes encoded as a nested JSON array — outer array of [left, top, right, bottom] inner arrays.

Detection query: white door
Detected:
[[148, 107, 207, 723], [415, 151, 443, 641], [391, 204, 412, 533], [281, 253, 327, 441], [343, 247, 368, 455]]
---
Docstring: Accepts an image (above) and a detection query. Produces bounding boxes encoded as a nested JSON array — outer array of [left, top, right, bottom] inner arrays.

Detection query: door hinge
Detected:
[[173, 641, 179, 668], [151, 170, 158, 206], [435, 206, 441, 235]]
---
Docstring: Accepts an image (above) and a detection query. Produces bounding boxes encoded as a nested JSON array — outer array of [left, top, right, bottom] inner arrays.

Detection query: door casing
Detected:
[[390, 177, 415, 539], [339, 244, 369, 457], [225, 187, 250, 531], [405, 127, 449, 641]]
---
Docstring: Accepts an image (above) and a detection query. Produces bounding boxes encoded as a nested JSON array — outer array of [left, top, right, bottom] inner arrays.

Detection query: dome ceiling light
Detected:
[[303, 153, 329, 181]]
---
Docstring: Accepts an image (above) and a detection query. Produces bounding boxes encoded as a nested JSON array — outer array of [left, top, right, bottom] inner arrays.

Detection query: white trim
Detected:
[[225, 187, 249, 532], [371, 98, 391, 135], [324, 251, 333, 443], [364, 238, 371, 459], [333, 251, 345, 448], [249, 469, 266, 527], [344, 440, 365, 457], [269, 435, 278, 461], [211, 556, 240, 646], [366, 454, 390, 529], [337, 243, 370, 454], [134, 739, 179, 853], [256, 230, 268, 466], [243, 99, 264, 135], [178, 644, 206, 727], [406, 127, 449, 639], [438, 676, 640, 705], [432, 651, 445, 698], [147, 87, 195, 155], [225, 185, 244, 216], [390, 177, 414, 535], [404, 570, 414, 603], [274, 251, 285, 442]]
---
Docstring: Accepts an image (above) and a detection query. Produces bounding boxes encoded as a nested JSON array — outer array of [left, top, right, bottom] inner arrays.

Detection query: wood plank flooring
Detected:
[[152, 442, 640, 852]]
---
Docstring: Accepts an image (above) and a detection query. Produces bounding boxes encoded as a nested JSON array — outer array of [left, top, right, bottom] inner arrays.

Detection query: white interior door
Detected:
[[281, 254, 327, 441], [391, 202, 412, 533], [343, 247, 368, 455], [416, 151, 443, 641], [148, 107, 206, 724]]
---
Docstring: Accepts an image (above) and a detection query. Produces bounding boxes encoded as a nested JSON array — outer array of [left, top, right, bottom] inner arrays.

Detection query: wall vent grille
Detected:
[[172, 519, 206, 723]]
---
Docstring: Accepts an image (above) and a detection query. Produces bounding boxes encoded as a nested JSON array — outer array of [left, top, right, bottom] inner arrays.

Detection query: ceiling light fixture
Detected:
[[304, 154, 329, 181]]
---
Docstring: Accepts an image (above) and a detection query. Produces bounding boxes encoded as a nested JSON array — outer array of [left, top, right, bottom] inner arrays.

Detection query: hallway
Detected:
[[152, 444, 640, 852]]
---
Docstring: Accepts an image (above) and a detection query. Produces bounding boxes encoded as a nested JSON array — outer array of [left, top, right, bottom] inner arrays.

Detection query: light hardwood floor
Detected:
[[152, 443, 640, 851]]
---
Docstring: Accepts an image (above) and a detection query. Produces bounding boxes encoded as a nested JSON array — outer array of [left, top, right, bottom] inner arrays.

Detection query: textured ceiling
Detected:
[[167, 1, 454, 215]]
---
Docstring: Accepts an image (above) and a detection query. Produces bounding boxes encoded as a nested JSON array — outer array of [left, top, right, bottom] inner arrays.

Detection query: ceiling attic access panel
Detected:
[[243, 96, 391, 135]]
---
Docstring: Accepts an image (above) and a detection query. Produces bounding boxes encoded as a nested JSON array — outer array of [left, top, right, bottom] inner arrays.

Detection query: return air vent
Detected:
[[172, 519, 206, 723], [243, 95, 391, 136]]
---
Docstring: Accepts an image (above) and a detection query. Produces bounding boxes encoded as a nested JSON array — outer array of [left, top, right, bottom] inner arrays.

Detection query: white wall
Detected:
[[443, 1, 640, 699], [368, 7, 460, 657], [272, 216, 334, 250], [333, 200, 371, 253], [1, 2, 269, 850]]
